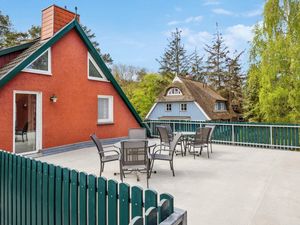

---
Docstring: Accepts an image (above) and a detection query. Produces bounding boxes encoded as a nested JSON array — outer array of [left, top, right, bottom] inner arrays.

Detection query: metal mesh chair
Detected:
[[189, 127, 212, 159], [205, 125, 216, 153], [120, 140, 150, 187], [157, 125, 184, 156], [15, 121, 28, 142], [128, 128, 147, 140], [150, 133, 182, 177], [90, 134, 120, 176]]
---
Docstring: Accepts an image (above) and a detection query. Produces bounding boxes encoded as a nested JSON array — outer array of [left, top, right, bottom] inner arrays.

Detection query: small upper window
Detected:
[[167, 88, 182, 96], [88, 53, 108, 81], [166, 103, 172, 111], [98, 95, 113, 124], [180, 103, 187, 111], [215, 102, 226, 111], [23, 48, 51, 75]]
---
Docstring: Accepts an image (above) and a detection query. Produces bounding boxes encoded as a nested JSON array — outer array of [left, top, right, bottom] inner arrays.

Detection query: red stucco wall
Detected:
[[0, 29, 140, 152]]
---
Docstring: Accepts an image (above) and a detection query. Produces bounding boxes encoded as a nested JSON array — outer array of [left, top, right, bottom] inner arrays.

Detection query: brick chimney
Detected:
[[41, 5, 80, 40]]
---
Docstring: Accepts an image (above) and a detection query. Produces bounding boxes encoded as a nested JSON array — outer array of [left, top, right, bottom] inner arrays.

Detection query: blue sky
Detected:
[[1, 0, 263, 72]]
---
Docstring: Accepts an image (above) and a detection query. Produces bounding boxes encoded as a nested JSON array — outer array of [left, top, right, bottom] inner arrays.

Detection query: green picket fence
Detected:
[[144, 120, 300, 150], [0, 150, 176, 225]]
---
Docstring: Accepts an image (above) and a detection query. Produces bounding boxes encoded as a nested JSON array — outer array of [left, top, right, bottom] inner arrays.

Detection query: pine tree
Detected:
[[157, 28, 190, 79], [190, 49, 205, 82], [224, 51, 244, 113], [81, 25, 113, 65], [204, 24, 229, 90]]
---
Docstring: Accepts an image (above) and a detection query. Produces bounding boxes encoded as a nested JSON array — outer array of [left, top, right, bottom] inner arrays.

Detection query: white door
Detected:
[[13, 91, 42, 154]]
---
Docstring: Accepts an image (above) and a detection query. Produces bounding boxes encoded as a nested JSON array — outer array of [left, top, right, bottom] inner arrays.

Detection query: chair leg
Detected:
[[170, 161, 175, 177], [150, 159, 156, 177], [181, 142, 184, 157], [207, 146, 210, 158], [210, 143, 213, 153], [99, 163, 103, 177]]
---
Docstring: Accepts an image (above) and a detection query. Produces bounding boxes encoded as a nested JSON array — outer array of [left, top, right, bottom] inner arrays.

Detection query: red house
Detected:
[[0, 5, 143, 154]]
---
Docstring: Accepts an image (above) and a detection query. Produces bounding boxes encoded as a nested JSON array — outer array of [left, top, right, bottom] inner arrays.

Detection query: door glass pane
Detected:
[[15, 94, 37, 153]]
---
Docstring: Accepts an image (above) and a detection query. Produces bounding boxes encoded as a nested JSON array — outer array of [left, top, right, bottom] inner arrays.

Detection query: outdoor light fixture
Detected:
[[50, 94, 58, 103]]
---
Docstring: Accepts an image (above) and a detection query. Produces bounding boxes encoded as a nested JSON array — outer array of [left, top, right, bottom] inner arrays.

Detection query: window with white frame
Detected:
[[180, 103, 187, 111], [97, 95, 113, 124], [167, 88, 182, 96], [166, 103, 172, 111], [88, 53, 108, 81], [214, 102, 226, 111], [23, 48, 51, 75]]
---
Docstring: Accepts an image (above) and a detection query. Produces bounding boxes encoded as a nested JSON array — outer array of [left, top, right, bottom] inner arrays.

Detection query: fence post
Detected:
[[270, 126, 273, 147], [232, 124, 235, 144]]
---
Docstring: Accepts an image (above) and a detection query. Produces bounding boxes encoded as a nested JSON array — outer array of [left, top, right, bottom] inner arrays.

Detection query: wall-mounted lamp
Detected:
[[50, 94, 58, 103]]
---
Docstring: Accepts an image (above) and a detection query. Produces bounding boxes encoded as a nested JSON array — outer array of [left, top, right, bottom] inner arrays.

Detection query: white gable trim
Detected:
[[194, 101, 211, 120], [145, 102, 157, 119]]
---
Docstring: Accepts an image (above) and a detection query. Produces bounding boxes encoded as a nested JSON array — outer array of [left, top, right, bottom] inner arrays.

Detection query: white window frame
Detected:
[[22, 48, 51, 75], [167, 88, 182, 96], [215, 102, 226, 111], [180, 103, 187, 112], [166, 103, 172, 112], [97, 95, 114, 124], [88, 52, 108, 82]]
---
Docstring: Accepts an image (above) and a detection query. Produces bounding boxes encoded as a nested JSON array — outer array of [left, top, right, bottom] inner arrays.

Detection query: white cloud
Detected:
[[223, 24, 254, 52], [203, 0, 220, 6], [212, 8, 233, 16], [167, 15, 203, 26], [244, 7, 263, 17]]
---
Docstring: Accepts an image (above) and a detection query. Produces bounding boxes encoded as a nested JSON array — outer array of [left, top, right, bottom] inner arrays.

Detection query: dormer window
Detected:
[[23, 48, 51, 75], [215, 102, 227, 111], [167, 87, 182, 96], [88, 52, 108, 81]]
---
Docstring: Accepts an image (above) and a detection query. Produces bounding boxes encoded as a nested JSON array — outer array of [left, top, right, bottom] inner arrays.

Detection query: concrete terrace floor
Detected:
[[36, 139, 300, 225]]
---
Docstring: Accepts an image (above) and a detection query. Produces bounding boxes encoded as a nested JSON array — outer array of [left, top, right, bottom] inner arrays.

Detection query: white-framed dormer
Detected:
[[88, 52, 108, 82], [22, 48, 51, 75], [167, 87, 182, 96]]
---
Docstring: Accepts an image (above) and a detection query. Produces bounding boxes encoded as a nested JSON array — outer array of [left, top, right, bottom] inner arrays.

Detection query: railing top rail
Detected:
[[144, 120, 300, 128]]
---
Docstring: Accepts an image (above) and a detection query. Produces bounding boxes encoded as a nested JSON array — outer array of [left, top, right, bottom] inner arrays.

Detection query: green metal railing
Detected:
[[144, 120, 300, 150], [0, 150, 182, 225]]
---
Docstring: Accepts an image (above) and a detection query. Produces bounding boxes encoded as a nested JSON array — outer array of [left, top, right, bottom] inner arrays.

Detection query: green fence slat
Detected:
[[145, 207, 157, 225], [42, 163, 49, 225], [160, 193, 174, 214], [79, 172, 87, 225], [48, 165, 55, 225], [16, 156, 22, 225], [145, 190, 157, 210], [97, 177, 107, 225], [129, 216, 143, 225], [36, 161, 43, 225], [119, 183, 130, 225], [131, 186, 143, 219], [88, 175, 96, 225], [8, 154, 13, 225], [31, 160, 37, 225], [11, 154, 17, 225], [4, 153, 8, 225], [108, 179, 118, 225], [21, 157, 26, 225], [63, 168, 70, 225], [158, 199, 169, 223], [70, 170, 78, 225], [26, 158, 32, 225], [55, 166, 63, 225]]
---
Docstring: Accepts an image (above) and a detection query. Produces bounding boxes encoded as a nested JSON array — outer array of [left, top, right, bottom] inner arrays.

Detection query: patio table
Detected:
[[174, 132, 195, 155]]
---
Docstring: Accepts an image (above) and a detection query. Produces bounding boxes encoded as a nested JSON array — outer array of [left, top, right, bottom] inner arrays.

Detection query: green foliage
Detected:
[[0, 11, 41, 49], [245, 0, 300, 123], [81, 25, 113, 65]]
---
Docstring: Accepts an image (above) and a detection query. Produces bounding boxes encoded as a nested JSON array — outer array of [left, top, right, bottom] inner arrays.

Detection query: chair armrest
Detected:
[[152, 144, 170, 153], [102, 149, 120, 155]]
